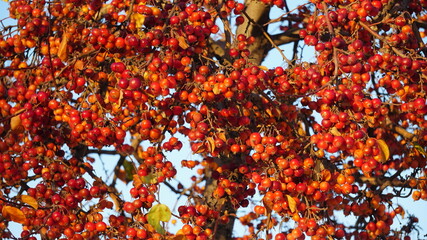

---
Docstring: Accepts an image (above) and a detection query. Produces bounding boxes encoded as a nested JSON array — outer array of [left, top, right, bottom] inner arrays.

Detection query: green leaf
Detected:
[[123, 160, 135, 181], [147, 204, 171, 235]]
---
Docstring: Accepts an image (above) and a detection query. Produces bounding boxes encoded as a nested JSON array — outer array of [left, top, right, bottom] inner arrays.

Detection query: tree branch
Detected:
[[354, 172, 410, 191], [81, 164, 125, 213], [321, 2, 339, 79], [87, 149, 119, 155], [359, 21, 407, 58], [270, 28, 300, 46], [236, 0, 272, 65], [385, 117, 415, 141]]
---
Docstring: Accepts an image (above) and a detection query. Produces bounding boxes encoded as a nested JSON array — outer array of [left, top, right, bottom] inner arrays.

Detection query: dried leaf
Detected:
[[377, 139, 390, 163], [265, 109, 274, 118], [118, 89, 124, 107], [133, 174, 143, 189], [193, 143, 206, 154], [2, 206, 26, 224], [218, 132, 227, 142], [177, 36, 189, 49], [74, 60, 85, 70], [58, 33, 69, 62], [10, 115, 21, 130], [314, 160, 325, 173], [297, 122, 306, 136], [330, 127, 341, 136], [206, 137, 215, 153], [167, 235, 187, 240], [101, 4, 114, 14], [116, 169, 127, 183], [286, 195, 297, 213], [413, 143, 426, 157], [21, 195, 38, 209], [212, 84, 220, 95], [321, 169, 332, 181]]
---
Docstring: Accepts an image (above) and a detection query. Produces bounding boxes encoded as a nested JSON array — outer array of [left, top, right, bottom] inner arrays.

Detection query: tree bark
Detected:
[[237, 0, 272, 65]]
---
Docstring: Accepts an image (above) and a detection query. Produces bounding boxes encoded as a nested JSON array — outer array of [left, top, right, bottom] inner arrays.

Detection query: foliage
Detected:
[[1, 0, 427, 239]]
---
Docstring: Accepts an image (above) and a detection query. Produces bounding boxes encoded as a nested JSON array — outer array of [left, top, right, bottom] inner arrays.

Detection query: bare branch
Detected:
[[354, 172, 410, 191], [270, 28, 300, 46], [241, 9, 292, 66], [359, 21, 407, 58], [87, 149, 119, 155], [385, 117, 415, 141], [321, 2, 339, 79], [81, 164, 125, 213], [163, 181, 190, 197]]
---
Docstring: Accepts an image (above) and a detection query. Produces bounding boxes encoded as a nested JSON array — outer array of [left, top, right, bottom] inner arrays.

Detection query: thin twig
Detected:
[[321, 2, 339, 79], [241, 10, 293, 66], [359, 21, 407, 58], [264, 2, 310, 26], [412, 21, 427, 57]]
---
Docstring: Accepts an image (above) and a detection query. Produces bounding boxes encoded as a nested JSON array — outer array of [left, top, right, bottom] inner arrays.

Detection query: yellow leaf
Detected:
[[206, 137, 215, 154], [212, 84, 220, 95], [132, 13, 146, 29], [377, 139, 390, 163], [10, 115, 22, 130], [218, 132, 227, 142], [21, 195, 38, 209], [147, 204, 171, 235], [286, 195, 297, 213], [58, 33, 69, 62], [258, 66, 269, 71], [2, 206, 26, 224]]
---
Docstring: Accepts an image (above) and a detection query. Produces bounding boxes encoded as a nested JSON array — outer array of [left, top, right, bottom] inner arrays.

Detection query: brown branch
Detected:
[[412, 21, 427, 56], [240, 8, 292, 65], [163, 181, 190, 197], [354, 172, 410, 191], [270, 28, 300, 46], [359, 21, 407, 58], [264, 2, 310, 26], [87, 149, 119, 155], [385, 117, 415, 140], [81, 164, 125, 212], [321, 2, 339, 79], [207, 38, 233, 70], [236, 0, 272, 65]]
